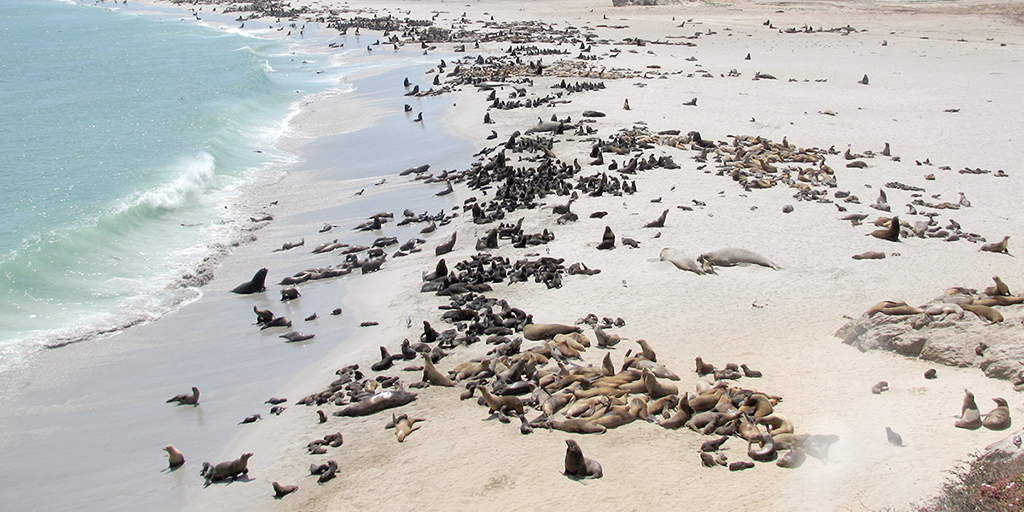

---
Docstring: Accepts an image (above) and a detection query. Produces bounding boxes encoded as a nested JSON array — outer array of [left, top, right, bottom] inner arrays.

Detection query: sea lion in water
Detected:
[[163, 445, 185, 468], [232, 268, 268, 294], [166, 387, 199, 406], [280, 331, 315, 342], [564, 439, 603, 479], [253, 306, 274, 324], [955, 389, 982, 429], [523, 323, 581, 341], [983, 398, 1011, 430], [200, 453, 252, 486], [698, 248, 778, 270], [334, 389, 418, 417], [272, 482, 297, 499], [659, 248, 708, 275]]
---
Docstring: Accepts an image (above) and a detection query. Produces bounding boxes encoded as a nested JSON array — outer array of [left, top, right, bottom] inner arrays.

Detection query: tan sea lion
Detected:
[[776, 448, 806, 468], [523, 323, 581, 340], [955, 389, 982, 429], [636, 339, 657, 362], [389, 413, 425, 442], [475, 385, 525, 416], [695, 357, 715, 376], [642, 369, 678, 398], [272, 482, 298, 499], [163, 445, 185, 468], [983, 398, 1011, 430], [980, 236, 1009, 254], [975, 296, 1024, 307], [593, 325, 622, 347], [422, 353, 455, 387], [962, 304, 1004, 323], [564, 439, 603, 479], [871, 381, 889, 394], [984, 276, 1011, 296], [758, 414, 794, 435], [659, 248, 708, 275], [543, 418, 607, 434]]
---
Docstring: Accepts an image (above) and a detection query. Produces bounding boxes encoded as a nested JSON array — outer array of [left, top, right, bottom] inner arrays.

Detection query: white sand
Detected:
[[5, 0, 1024, 510]]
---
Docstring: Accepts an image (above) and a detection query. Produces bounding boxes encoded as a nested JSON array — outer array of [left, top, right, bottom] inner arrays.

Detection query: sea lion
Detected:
[[802, 434, 839, 462], [238, 414, 261, 424], [776, 448, 806, 468], [280, 331, 315, 342], [435, 232, 457, 256], [200, 453, 252, 486], [645, 209, 668, 228], [564, 439, 603, 479], [636, 339, 657, 362], [261, 316, 292, 330], [317, 460, 338, 484], [886, 426, 904, 446], [975, 296, 1024, 307], [253, 306, 274, 324], [871, 381, 889, 394], [852, 251, 886, 260], [542, 418, 607, 434], [333, 389, 417, 417], [758, 414, 794, 436], [955, 389, 982, 429], [870, 216, 901, 242], [980, 236, 1009, 254], [740, 364, 762, 378], [963, 304, 1003, 323], [984, 276, 1011, 296], [695, 357, 715, 376], [983, 398, 1011, 430], [700, 452, 727, 467], [163, 445, 185, 468], [593, 325, 622, 347], [475, 385, 525, 416], [274, 239, 304, 252], [748, 433, 777, 462], [232, 268, 268, 294], [272, 482, 297, 499], [925, 368, 938, 379], [389, 413, 424, 442], [701, 436, 729, 452], [698, 248, 778, 270], [642, 369, 678, 398], [659, 248, 707, 275], [523, 323, 581, 341], [166, 387, 199, 406], [280, 287, 300, 301], [596, 226, 615, 250], [422, 353, 455, 387]]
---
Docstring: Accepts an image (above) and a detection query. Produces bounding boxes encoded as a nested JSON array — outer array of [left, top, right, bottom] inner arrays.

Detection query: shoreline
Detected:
[[4, 0, 1024, 510]]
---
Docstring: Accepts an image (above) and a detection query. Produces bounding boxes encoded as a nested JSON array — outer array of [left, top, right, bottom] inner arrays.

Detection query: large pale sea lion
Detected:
[[333, 389, 417, 417], [659, 248, 708, 275], [698, 248, 778, 270]]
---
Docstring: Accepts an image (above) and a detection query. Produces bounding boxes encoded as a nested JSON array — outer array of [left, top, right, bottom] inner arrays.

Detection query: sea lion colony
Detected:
[[158, 0, 1019, 503]]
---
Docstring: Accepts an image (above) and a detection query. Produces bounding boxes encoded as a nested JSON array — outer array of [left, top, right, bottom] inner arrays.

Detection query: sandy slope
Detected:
[[178, 1, 1024, 510]]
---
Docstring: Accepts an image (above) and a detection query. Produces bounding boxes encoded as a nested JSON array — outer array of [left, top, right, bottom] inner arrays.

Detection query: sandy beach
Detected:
[[4, 0, 1024, 510]]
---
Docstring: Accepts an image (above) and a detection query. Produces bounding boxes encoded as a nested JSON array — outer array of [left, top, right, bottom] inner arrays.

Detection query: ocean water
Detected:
[[0, 0, 352, 368]]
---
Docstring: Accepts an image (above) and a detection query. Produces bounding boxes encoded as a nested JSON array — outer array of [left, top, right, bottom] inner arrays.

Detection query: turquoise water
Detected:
[[0, 0, 347, 366]]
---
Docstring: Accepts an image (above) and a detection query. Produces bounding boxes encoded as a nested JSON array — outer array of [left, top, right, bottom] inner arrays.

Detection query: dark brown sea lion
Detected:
[[253, 306, 274, 324], [280, 287, 300, 301], [564, 439, 603, 479], [435, 232, 457, 256], [200, 453, 252, 486], [645, 209, 668, 228], [596, 226, 615, 250], [869, 216, 900, 242], [333, 389, 418, 417], [232, 268, 268, 294], [166, 387, 199, 406]]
